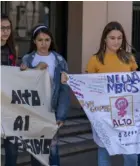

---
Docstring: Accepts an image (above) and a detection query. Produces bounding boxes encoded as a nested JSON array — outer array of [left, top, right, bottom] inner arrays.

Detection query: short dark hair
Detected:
[[28, 25, 56, 54]]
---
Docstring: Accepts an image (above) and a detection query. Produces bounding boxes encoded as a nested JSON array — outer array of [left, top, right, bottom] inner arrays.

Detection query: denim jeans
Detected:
[[31, 144, 60, 166], [4, 137, 60, 166], [49, 143, 60, 166], [138, 154, 140, 166], [98, 147, 138, 166], [4, 138, 18, 166], [31, 133, 60, 166]]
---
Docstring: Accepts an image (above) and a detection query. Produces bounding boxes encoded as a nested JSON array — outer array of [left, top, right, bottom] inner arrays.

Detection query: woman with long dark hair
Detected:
[[1, 14, 19, 166], [1, 14, 18, 66], [86, 22, 138, 166], [20, 25, 70, 166]]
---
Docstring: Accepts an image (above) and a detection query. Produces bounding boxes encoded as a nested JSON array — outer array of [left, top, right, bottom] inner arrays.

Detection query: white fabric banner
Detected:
[[67, 71, 140, 155], [1, 66, 58, 166]]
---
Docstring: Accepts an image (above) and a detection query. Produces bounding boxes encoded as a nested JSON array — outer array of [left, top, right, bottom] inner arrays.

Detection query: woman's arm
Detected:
[[55, 57, 70, 124], [20, 54, 30, 71]]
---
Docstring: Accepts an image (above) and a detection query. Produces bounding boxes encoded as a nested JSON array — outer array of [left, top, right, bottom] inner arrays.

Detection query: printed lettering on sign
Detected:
[[11, 90, 41, 106], [107, 72, 140, 94], [90, 105, 110, 112], [110, 96, 134, 128], [68, 72, 140, 155], [1, 66, 56, 165], [118, 130, 138, 142], [9, 136, 51, 155], [13, 115, 30, 131], [79, 100, 94, 109]]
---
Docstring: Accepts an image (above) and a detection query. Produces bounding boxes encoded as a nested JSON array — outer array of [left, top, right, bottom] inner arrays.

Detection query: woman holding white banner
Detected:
[[1, 14, 19, 166], [86, 22, 138, 166], [20, 25, 70, 166], [1, 14, 18, 66]]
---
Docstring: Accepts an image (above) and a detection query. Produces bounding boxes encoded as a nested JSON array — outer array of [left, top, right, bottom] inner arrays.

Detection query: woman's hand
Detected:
[[36, 62, 48, 70], [20, 64, 28, 71], [61, 72, 68, 84], [56, 121, 64, 127]]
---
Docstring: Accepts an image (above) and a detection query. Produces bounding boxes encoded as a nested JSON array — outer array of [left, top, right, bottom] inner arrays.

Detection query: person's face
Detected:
[[1, 19, 11, 42], [34, 32, 51, 54], [105, 30, 123, 53]]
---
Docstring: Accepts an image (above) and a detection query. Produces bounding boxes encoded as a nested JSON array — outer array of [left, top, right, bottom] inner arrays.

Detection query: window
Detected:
[[7, 2, 50, 38]]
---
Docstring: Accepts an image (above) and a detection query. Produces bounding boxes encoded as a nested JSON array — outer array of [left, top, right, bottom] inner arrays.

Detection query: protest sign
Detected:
[[1, 66, 58, 165], [67, 72, 140, 155]]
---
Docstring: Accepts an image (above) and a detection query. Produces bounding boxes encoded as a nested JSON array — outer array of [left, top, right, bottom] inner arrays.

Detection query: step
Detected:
[[1, 150, 30, 166], [59, 121, 91, 137], [67, 108, 86, 119], [1, 137, 97, 166], [59, 139, 97, 157]]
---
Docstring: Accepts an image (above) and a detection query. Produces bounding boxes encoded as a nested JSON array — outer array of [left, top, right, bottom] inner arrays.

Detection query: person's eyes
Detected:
[[110, 37, 116, 40], [38, 39, 43, 42], [45, 38, 51, 42]]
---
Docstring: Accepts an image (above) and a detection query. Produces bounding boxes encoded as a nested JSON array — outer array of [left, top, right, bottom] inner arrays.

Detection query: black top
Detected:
[[1, 44, 15, 66]]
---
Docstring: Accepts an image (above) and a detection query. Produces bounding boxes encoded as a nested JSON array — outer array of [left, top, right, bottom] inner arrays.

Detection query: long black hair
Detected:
[[1, 14, 16, 58], [95, 21, 134, 64], [28, 25, 56, 54]]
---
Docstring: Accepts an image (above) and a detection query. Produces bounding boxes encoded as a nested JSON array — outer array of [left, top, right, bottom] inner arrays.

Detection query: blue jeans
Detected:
[[49, 143, 60, 166], [4, 137, 60, 166], [31, 144, 60, 166], [30, 134, 60, 166], [138, 154, 140, 166], [4, 138, 18, 166], [98, 147, 138, 166]]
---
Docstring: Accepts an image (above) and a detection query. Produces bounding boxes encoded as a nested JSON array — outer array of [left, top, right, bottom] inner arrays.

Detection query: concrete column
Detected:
[[81, 1, 107, 72], [67, 1, 83, 74], [67, 2, 83, 108], [107, 1, 132, 49]]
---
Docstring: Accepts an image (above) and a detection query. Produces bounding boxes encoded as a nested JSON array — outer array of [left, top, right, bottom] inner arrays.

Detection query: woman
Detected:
[[1, 14, 18, 66], [86, 22, 138, 166], [1, 14, 19, 166], [20, 25, 70, 166]]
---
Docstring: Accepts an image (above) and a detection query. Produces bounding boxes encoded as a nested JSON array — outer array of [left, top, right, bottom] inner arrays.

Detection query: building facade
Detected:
[[1, 2, 140, 165], [1, 1, 140, 74]]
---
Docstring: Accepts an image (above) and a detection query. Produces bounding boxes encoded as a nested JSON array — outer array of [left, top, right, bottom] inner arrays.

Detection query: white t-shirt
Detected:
[[32, 52, 55, 79]]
